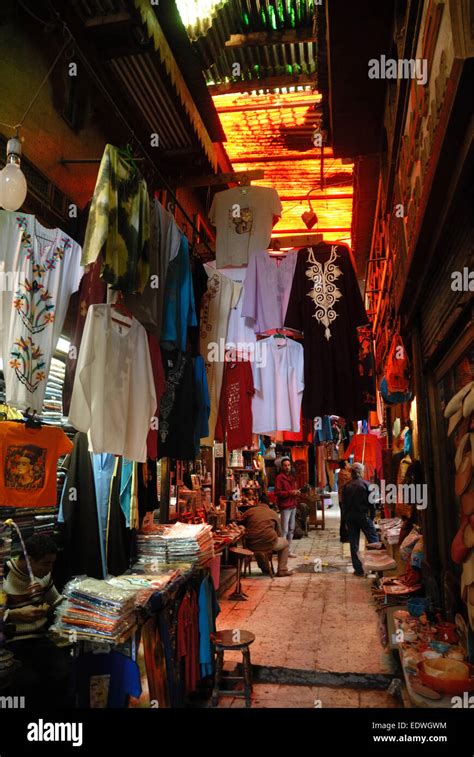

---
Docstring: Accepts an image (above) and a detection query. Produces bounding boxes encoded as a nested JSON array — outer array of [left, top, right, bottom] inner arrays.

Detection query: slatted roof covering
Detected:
[[178, 0, 318, 90], [69, 0, 220, 170], [214, 89, 353, 242]]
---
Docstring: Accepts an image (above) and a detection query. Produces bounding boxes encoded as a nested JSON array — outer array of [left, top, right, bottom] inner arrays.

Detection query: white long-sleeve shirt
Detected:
[[68, 304, 156, 462]]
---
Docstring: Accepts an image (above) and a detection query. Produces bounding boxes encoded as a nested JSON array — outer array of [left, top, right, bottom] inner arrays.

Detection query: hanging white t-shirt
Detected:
[[251, 336, 304, 434], [68, 304, 157, 462], [209, 186, 282, 267], [0, 211, 83, 412]]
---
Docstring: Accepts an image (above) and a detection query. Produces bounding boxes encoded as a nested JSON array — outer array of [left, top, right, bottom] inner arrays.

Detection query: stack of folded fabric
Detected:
[[379, 518, 403, 545], [108, 570, 182, 606], [53, 577, 139, 643], [137, 523, 215, 566], [33, 508, 57, 538], [359, 550, 398, 574]]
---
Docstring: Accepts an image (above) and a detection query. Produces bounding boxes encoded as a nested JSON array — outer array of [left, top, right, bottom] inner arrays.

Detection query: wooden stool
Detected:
[[250, 551, 275, 577], [211, 629, 255, 707], [229, 547, 253, 600]]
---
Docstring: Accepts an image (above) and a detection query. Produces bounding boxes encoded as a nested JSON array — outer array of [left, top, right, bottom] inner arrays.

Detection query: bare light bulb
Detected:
[[0, 137, 27, 211]]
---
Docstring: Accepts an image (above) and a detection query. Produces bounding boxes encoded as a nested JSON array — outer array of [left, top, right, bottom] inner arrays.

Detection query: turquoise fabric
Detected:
[[198, 574, 220, 677], [160, 234, 197, 351], [120, 459, 134, 528]]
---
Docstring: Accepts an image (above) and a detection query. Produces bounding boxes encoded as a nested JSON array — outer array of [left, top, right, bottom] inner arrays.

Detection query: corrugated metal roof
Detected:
[[109, 53, 194, 151], [69, 0, 221, 169], [185, 0, 318, 88]]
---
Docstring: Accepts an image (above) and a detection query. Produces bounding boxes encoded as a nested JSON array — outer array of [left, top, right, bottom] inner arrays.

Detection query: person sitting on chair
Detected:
[[240, 495, 292, 577], [4, 534, 74, 708]]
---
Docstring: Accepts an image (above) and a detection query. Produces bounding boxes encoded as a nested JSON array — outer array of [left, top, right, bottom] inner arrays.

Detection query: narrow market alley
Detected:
[[211, 508, 400, 708]]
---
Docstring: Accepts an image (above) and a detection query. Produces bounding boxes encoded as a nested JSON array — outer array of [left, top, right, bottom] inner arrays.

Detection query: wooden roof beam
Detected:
[[175, 169, 264, 188], [225, 29, 316, 47], [216, 99, 321, 113], [207, 74, 316, 95], [85, 12, 131, 28]]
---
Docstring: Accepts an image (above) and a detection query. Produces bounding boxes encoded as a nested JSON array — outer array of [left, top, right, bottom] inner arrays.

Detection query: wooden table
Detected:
[[300, 494, 325, 530]]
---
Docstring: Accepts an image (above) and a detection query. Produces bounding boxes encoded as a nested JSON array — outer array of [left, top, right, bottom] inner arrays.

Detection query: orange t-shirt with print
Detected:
[[0, 422, 72, 508]]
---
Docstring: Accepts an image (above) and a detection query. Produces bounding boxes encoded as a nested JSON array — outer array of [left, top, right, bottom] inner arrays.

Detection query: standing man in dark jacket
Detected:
[[274, 458, 300, 557], [343, 463, 380, 576]]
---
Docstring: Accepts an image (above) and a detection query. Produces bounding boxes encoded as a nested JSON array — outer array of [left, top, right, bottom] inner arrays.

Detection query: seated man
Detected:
[[240, 496, 292, 577], [4, 534, 73, 708]]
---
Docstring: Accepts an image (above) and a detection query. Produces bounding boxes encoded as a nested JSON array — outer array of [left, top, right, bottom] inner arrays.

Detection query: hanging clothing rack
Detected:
[[50, 13, 216, 259]]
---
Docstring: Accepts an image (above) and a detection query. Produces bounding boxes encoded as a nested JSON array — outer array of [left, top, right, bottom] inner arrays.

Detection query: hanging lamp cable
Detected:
[[16, 34, 73, 132], [0, 33, 72, 137]]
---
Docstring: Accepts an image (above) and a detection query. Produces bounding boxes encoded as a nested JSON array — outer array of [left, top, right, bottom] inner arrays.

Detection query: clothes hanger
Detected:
[[238, 174, 251, 194], [116, 143, 140, 177], [24, 408, 42, 429], [111, 292, 132, 329]]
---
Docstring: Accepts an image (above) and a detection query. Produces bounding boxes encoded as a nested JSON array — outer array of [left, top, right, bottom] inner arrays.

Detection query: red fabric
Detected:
[[291, 446, 308, 463], [177, 591, 200, 694], [215, 359, 254, 451], [343, 433, 382, 477], [146, 335, 166, 460], [386, 334, 410, 393], [274, 471, 298, 510]]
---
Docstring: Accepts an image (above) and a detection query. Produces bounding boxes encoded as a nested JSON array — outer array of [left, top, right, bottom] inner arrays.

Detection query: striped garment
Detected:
[[4, 558, 62, 640]]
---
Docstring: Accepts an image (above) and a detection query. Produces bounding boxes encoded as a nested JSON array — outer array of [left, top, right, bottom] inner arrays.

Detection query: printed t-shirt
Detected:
[[209, 186, 282, 267], [215, 359, 254, 450], [0, 421, 72, 507]]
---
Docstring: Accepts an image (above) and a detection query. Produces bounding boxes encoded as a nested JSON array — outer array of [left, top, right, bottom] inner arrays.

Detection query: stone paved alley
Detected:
[[212, 506, 401, 708]]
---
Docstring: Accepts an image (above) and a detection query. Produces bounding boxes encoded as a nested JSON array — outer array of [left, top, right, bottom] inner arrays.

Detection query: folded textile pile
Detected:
[[137, 523, 215, 566], [53, 577, 138, 643], [379, 517, 403, 545], [359, 550, 397, 573], [33, 509, 57, 538], [108, 570, 182, 606]]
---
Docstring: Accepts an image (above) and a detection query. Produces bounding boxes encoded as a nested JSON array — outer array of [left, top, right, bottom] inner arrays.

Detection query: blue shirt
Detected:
[[194, 356, 210, 454], [160, 234, 197, 351]]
